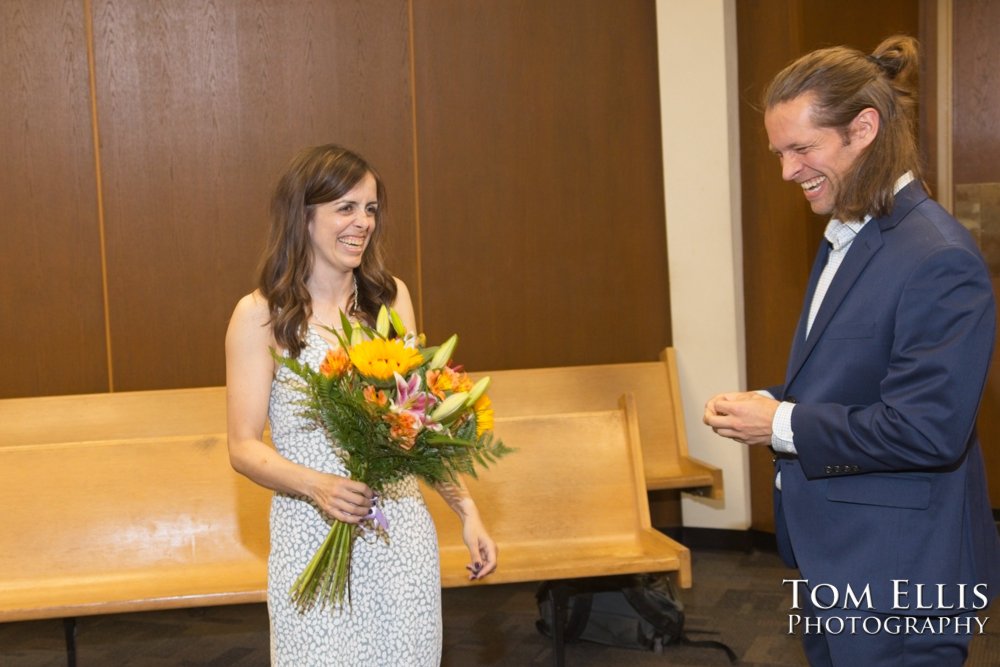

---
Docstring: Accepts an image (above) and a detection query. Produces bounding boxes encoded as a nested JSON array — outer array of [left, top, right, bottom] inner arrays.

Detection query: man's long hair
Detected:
[[763, 35, 922, 221], [257, 144, 397, 358]]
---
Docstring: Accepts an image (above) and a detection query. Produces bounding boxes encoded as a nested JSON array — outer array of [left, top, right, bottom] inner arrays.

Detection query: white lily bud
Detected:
[[390, 309, 408, 337], [376, 305, 391, 338], [430, 392, 469, 422], [465, 376, 491, 406], [429, 334, 458, 370]]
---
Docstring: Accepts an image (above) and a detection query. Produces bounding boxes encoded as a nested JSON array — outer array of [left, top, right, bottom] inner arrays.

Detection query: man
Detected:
[[705, 35, 1000, 666]]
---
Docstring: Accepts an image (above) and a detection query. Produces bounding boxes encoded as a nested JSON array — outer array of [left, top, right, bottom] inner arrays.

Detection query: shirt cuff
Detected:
[[771, 401, 796, 454]]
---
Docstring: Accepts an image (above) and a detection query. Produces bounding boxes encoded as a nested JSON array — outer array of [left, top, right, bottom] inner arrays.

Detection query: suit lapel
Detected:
[[784, 227, 882, 388], [802, 224, 883, 344], [785, 243, 829, 385], [783, 181, 929, 390]]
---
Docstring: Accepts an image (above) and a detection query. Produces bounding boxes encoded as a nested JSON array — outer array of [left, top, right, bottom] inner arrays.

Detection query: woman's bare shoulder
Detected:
[[392, 276, 411, 296], [229, 291, 272, 339]]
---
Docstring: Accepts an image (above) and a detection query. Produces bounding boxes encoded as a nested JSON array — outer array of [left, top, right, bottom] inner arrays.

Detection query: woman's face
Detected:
[[308, 171, 378, 274]]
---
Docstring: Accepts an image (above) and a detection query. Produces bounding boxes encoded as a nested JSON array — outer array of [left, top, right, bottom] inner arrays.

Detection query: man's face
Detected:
[[764, 93, 868, 217]]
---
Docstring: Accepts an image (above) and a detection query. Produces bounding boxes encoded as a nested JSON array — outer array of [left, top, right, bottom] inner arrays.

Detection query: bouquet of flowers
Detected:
[[274, 306, 511, 613]]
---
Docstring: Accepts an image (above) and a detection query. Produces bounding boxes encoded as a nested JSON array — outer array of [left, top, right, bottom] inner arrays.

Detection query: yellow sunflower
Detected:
[[474, 394, 494, 437], [348, 338, 424, 381]]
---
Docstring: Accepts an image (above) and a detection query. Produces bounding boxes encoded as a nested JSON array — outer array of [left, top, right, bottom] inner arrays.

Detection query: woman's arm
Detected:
[[391, 277, 498, 579], [225, 292, 372, 523], [435, 479, 498, 580]]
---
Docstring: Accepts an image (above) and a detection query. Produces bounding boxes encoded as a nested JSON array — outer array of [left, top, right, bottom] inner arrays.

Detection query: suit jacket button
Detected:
[[825, 465, 834, 474]]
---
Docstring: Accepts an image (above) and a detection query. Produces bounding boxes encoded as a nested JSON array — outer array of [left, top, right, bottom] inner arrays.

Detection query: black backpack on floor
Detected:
[[536, 573, 737, 662]]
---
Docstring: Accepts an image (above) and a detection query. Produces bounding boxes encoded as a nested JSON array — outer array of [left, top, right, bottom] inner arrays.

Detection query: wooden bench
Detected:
[[0, 387, 269, 623], [0, 349, 719, 665], [421, 394, 690, 589]]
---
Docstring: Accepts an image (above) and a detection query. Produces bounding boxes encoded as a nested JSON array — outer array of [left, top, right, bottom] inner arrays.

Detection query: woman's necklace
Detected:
[[311, 275, 359, 328]]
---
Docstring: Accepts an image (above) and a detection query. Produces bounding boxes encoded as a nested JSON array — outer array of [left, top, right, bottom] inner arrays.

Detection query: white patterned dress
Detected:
[[267, 327, 442, 666]]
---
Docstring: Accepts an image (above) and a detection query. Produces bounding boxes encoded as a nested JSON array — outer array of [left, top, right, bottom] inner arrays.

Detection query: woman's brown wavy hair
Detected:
[[763, 35, 923, 221], [257, 144, 398, 357]]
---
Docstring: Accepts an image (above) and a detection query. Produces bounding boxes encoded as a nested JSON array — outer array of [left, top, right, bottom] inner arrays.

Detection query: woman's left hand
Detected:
[[461, 514, 498, 580]]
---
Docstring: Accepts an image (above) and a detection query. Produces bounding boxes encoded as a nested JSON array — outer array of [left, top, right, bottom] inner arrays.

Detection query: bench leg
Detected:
[[63, 617, 77, 667], [548, 583, 569, 667]]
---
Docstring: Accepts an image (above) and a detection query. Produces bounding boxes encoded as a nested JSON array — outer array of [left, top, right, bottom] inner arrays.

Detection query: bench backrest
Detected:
[[469, 348, 721, 496], [0, 387, 227, 445], [0, 348, 720, 498], [424, 395, 650, 545]]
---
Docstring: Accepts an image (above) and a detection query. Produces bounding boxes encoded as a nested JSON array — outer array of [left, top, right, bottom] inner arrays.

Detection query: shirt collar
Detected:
[[893, 171, 915, 193], [824, 171, 915, 251], [824, 218, 862, 251]]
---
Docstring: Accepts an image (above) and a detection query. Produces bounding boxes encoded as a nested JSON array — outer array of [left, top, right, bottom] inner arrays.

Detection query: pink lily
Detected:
[[390, 373, 442, 432]]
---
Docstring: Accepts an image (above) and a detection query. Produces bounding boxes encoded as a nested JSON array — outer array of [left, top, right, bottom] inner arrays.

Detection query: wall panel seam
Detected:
[[936, 0, 953, 212], [406, 0, 425, 327], [83, 0, 114, 391]]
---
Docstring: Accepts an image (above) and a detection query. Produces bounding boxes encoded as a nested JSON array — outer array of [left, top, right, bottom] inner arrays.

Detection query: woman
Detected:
[[226, 144, 497, 666]]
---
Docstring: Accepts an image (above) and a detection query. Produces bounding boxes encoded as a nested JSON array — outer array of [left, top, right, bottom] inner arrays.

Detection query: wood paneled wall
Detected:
[[411, 0, 668, 369], [952, 1, 1000, 187], [736, 1, 921, 531], [90, 0, 417, 391], [1, 0, 108, 397], [0, 0, 669, 398], [953, 0, 1000, 505]]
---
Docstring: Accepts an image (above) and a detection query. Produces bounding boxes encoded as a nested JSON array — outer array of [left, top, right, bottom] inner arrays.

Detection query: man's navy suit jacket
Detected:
[[768, 181, 1000, 615]]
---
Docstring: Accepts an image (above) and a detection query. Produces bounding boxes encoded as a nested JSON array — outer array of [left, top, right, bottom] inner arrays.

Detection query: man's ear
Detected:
[[849, 107, 880, 148]]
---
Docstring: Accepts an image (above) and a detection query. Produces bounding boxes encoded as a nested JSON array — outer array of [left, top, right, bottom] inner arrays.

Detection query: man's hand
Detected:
[[704, 391, 779, 446]]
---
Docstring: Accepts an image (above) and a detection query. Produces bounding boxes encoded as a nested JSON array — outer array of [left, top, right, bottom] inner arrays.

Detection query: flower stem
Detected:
[[290, 520, 354, 612]]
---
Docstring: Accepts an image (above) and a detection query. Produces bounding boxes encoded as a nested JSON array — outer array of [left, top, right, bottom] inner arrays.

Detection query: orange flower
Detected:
[[386, 412, 419, 450], [363, 385, 388, 407], [425, 370, 446, 399], [474, 394, 494, 437], [426, 366, 473, 400], [319, 348, 351, 378]]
